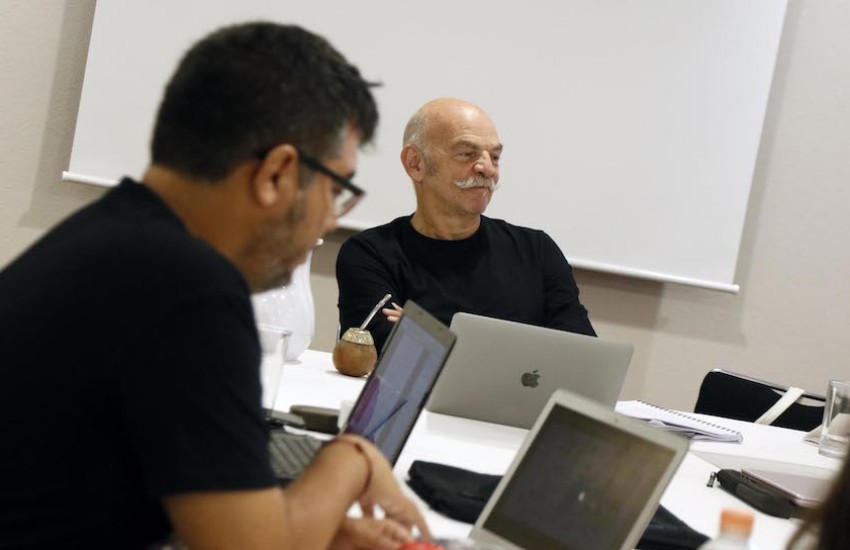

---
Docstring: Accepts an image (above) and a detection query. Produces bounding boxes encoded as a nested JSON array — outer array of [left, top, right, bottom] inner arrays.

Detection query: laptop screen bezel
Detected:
[[342, 299, 456, 464], [470, 388, 689, 550]]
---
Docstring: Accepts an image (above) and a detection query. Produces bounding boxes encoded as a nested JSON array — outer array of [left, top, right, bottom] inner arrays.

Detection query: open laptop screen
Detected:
[[345, 301, 455, 463], [482, 402, 678, 549]]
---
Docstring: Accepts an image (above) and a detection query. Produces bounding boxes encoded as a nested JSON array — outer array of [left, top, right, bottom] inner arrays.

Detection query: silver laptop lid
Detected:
[[344, 300, 456, 464], [471, 388, 689, 550], [427, 313, 633, 428]]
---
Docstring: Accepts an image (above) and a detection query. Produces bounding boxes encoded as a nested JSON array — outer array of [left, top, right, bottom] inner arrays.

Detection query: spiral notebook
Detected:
[[616, 400, 743, 442]]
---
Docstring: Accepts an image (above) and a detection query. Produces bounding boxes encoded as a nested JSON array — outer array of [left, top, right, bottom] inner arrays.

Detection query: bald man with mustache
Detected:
[[336, 98, 595, 351]]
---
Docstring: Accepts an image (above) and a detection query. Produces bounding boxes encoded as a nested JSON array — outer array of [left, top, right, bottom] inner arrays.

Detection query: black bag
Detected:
[[408, 460, 501, 524], [407, 460, 709, 549]]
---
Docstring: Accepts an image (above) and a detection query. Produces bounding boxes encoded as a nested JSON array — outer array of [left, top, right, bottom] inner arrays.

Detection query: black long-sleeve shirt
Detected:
[[336, 215, 595, 351]]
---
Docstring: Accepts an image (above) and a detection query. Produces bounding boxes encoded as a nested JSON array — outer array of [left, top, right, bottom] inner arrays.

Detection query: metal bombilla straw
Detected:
[[360, 293, 392, 330]]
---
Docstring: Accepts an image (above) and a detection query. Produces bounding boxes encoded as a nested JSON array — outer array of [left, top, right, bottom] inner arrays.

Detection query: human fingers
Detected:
[[382, 308, 401, 323], [372, 517, 415, 549], [358, 497, 429, 542], [378, 497, 432, 542], [363, 517, 414, 550], [385, 302, 404, 322], [352, 442, 431, 540], [329, 517, 413, 550]]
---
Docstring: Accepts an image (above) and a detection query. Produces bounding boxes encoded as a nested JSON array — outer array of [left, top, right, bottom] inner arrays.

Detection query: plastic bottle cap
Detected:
[[719, 509, 754, 537]]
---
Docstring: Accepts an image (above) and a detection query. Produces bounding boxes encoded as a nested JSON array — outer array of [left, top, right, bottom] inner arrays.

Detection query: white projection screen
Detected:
[[65, 0, 788, 292]]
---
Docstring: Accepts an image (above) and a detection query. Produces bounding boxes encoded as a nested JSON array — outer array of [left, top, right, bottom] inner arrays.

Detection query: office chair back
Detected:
[[694, 369, 825, 431]]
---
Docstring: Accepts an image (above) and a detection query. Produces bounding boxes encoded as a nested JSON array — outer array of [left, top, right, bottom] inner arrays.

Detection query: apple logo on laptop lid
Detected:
[[521, 369, 540, 388]]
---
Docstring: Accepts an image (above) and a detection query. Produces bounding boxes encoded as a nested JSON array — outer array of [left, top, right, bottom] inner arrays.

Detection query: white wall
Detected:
[[0, 1, 102, 256], [2, 0, 848, 411]]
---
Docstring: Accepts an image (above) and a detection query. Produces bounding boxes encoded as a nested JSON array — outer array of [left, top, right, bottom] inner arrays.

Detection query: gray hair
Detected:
[[402, 109, 435, 173], [402, 109, 426, 148]]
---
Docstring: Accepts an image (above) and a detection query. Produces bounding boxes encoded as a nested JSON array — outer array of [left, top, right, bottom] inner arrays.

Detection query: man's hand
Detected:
[[382, 302, 404, 323], [335, 434, 431, 541], [330, 517, 414, 550]]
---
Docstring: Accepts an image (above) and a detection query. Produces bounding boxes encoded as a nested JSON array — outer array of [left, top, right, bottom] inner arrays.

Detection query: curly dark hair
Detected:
[[151, 22, 378, 182]]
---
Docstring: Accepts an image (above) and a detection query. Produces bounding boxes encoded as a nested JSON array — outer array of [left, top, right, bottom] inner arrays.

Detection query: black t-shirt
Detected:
[[336, 215, 595, 351], [0, 179, 275, 548]]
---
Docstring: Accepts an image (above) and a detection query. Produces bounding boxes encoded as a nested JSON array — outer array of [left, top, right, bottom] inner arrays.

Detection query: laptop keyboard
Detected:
[[268, 430, 324, 481]]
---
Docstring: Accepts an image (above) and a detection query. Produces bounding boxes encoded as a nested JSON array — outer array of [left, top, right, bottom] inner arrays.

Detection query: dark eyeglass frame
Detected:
[[254, 146, 365, 217], [296, 148, 365, 217]]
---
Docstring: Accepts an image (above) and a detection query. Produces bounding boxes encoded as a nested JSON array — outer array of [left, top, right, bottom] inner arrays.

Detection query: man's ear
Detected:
[[252, 144, 300, 208], [400, 144, 426, 184]]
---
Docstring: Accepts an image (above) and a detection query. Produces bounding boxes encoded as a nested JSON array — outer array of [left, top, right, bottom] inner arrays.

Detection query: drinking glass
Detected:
[[819, 380, 850, 458]]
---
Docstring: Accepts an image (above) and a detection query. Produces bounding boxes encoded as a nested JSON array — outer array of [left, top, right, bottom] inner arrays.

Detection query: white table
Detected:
[[264, 351, 836, 548], [686, 414, 839, 477]]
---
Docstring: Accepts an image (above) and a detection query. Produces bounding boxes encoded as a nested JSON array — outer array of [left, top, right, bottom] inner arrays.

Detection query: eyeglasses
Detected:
[[296, 149, 365, 218], [254, 147, 365, 217]]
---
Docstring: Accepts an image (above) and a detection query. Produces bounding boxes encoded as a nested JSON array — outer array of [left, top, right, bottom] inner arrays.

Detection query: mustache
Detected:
[[453, 176, 499, 191]]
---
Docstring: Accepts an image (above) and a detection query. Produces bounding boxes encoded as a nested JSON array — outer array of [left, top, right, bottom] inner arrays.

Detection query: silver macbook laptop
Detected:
[[470, 388, 689, 550], [426, 313, 633, 428]]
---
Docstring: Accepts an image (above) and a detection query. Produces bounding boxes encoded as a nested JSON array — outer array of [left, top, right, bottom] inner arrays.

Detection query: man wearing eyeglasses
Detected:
[[336, 97, 595, 351], [0, 23, 426, 549]]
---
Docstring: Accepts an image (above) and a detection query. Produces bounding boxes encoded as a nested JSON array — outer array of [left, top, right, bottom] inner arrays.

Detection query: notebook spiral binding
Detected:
[[637, 400, 739, 434]]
